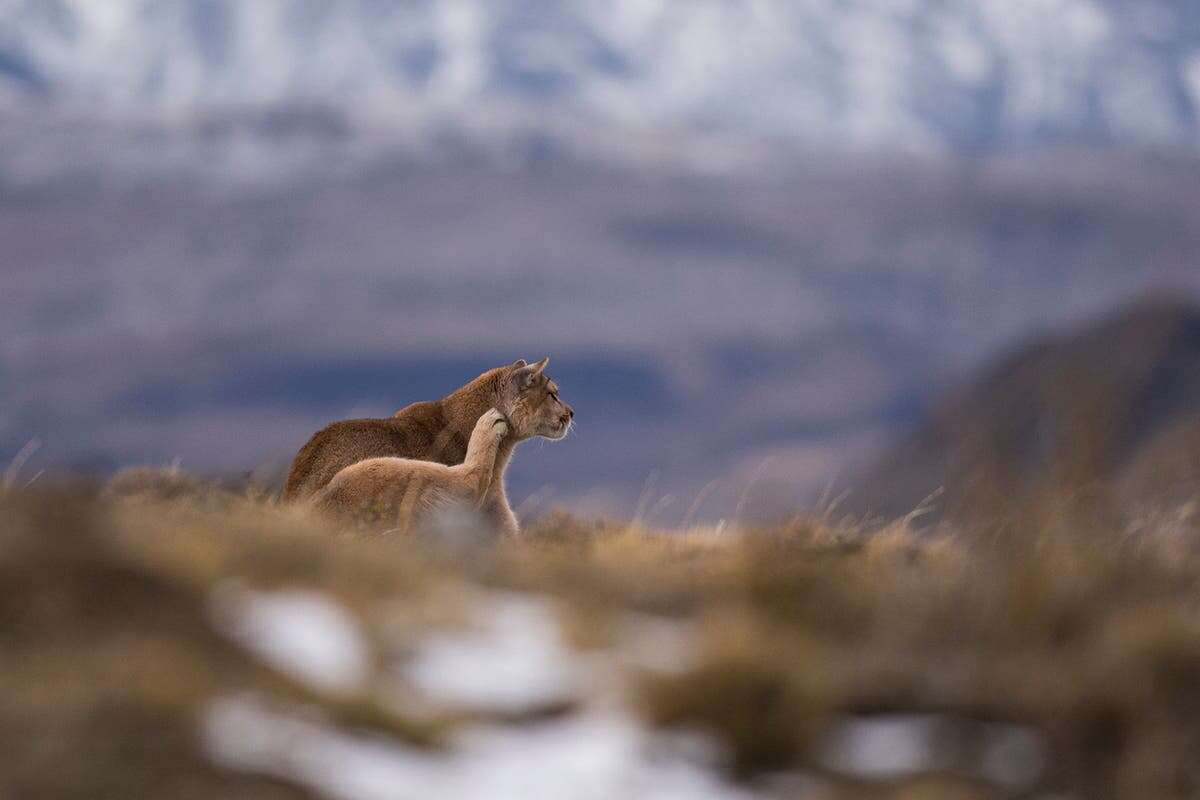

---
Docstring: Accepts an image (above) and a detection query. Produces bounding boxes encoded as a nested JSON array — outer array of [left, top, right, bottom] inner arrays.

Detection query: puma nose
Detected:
[[561, 406, 574, 422]]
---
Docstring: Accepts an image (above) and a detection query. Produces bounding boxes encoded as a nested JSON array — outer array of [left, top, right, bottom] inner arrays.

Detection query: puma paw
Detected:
[[481, 408, 509, 438]]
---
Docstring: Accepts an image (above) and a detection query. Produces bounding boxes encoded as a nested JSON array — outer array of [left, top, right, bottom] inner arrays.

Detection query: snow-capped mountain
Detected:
[[2, 0, 1200, 155]]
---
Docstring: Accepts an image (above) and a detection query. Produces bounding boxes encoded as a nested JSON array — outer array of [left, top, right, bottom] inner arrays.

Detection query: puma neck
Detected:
[[441, 372, 502, 430]]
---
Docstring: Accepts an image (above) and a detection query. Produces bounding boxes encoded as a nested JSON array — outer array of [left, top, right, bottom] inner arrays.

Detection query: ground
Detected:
[[3, 473, 1200, 799]]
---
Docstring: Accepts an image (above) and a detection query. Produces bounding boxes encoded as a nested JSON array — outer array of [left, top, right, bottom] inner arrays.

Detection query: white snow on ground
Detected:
[[209, 584, 369, 696], [204, 587, 755, 798], [399, 591, 580, 711], [204, 695, 759, 800], [818, 713, 1046, 790], [819, 714, 943, 778], [204, 586, 1045, 796]]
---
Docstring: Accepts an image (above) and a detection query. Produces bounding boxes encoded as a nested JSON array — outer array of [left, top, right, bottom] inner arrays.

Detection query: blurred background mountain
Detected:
[[5, 0, 1200, 158], [3, 0, 1200, 519], [863, 296, 1200, 520]]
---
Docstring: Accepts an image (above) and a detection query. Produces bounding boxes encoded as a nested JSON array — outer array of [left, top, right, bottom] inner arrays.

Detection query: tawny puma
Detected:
[[282, 358, 572, 536], [312, 408, 511, 532]]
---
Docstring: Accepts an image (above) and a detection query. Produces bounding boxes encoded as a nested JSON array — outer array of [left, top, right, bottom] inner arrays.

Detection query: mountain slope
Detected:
[[861, 297, 1200, 519], [2, 0, 1200, 155]]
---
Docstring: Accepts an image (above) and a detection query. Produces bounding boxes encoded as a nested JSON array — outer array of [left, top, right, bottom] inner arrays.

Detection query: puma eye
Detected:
[[548, 392, 558, 401]]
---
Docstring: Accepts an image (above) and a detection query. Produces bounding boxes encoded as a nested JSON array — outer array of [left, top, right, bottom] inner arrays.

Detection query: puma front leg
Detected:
[[460, 409, 510, 506], [481, 489, 521, 537]]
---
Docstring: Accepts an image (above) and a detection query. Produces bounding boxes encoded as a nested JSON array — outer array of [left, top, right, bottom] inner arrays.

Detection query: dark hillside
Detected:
[[860, 296, 1200, 520]]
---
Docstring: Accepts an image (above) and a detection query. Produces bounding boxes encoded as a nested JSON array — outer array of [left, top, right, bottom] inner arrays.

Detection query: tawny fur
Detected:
[[312, 408, 510, 531], [282, 358, 572, 536]]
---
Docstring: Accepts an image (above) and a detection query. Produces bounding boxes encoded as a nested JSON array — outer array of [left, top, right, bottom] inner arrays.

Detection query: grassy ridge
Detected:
[[3, 474, 1200, 798]]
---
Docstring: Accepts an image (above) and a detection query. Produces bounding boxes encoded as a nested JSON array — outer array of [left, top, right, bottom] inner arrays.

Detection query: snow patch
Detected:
[[820, 714, 941, 778], [400, 592, 580, 711], [819, 713, 1046, 789], [210, 584, 369, 696], [204, 694, 760, 800]]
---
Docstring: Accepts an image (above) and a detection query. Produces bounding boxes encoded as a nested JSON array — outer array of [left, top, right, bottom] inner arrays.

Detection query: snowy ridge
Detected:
[[2, 0, 1200, 154]]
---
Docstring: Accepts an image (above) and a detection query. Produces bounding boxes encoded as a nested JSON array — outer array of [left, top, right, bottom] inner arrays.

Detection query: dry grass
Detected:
[[3, 472, 1200, 798]]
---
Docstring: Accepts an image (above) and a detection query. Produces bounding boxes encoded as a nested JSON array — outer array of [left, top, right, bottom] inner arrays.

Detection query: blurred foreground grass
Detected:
[[4, 472, 1200, 799]]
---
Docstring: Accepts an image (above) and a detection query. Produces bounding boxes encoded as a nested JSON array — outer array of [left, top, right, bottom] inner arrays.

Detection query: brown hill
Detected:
[[860, 295, 1200, 521]]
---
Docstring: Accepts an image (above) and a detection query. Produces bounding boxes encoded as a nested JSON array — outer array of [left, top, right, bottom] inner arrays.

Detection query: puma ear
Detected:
[[511, 357, 549, 390], [509, 359, 527, 370]]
